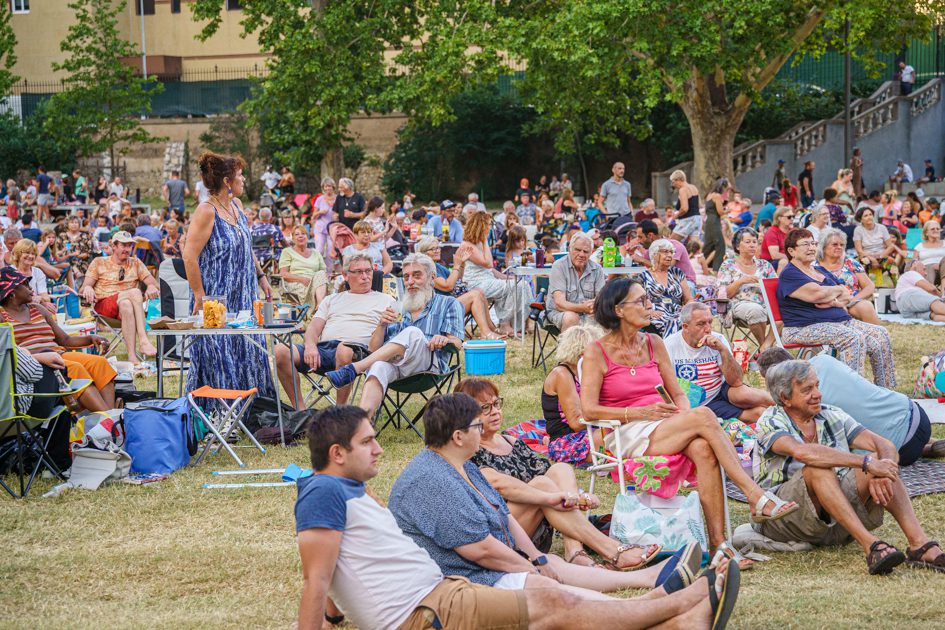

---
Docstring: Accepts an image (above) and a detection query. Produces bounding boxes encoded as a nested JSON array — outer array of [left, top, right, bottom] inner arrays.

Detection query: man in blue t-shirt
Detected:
[[429, 200, 464, 243], [758, 348, 945, 466], [295, 405, 726, 630], [754, 191, 779, 229]]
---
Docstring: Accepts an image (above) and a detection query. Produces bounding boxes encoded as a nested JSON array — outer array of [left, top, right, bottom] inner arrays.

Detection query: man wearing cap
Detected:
[[429, 200, 463, 243], [772, 159, 787, 189], [81, 231, 160, 364]]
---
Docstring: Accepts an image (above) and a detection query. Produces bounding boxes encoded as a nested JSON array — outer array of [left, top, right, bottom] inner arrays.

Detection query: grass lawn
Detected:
[[1, 322, 944, 629]]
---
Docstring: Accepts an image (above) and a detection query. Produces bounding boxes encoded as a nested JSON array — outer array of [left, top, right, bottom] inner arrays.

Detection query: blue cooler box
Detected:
[[463, 340, 507, 375]]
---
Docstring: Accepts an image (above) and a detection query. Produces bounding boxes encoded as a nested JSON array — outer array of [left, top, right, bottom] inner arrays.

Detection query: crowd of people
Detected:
[[5, 153, 945, 629]]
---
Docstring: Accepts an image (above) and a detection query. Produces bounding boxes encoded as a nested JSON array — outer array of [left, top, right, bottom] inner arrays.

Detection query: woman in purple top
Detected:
[[776, 228, 895, 387]]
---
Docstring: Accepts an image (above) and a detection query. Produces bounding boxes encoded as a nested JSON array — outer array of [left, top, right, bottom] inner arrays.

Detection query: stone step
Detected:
[[902, 181, 945, 197]]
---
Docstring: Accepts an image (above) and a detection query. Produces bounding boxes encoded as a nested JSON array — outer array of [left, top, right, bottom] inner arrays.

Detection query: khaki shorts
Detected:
[[758, 469, 884, 546], [397, 577, 528, 630]]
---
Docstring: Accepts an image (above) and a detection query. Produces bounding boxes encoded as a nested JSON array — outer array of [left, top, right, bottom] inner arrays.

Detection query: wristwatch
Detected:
[[531, 555, 548, 567]]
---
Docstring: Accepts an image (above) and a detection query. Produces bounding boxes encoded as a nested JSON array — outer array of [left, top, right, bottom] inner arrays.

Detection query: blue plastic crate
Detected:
[[463, 340, 507, 375]]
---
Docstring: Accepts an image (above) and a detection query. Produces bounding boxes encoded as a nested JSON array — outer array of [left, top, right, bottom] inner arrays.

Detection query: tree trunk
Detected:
[[678, 74, 750, 194], [320, 146, 345, 182]]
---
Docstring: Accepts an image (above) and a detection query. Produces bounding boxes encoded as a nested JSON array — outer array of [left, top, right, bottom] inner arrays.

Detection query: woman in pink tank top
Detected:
[[581, 278, 798, 553]]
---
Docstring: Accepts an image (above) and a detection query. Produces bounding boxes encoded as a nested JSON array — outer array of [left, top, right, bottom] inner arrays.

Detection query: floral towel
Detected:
[[503, 418, 550, 455]]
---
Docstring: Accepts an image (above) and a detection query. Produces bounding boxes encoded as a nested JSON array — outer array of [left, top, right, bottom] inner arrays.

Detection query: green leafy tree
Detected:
[[0, 1, 17, 100], [199, 111, 264, 199], [44, 0, 164, 170]]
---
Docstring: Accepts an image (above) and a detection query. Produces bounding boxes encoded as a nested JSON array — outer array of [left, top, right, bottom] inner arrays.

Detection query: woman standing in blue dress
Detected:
[[183, 151, 274, 402]]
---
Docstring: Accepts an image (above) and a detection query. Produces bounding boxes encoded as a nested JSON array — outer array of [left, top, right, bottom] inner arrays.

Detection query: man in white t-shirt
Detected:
[[260, 166, 280, 193], [274, 252, 395, 406], [899, 61, 916, 95], [665, 302, 773, 422]]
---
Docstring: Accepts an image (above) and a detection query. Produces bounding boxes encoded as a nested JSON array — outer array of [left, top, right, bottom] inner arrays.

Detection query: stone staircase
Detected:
[[652, 78, 944, 205]]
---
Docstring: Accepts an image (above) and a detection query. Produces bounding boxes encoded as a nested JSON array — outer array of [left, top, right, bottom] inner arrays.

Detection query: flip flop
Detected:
[[751, 490, 799, 523], [657, 542, 703, 594], [708, 561, 741, 630]]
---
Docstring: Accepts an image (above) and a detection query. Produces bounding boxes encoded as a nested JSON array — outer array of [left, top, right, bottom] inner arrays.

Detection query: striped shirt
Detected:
[[753, 403, 866, 491], [0, 305, 61, 353]]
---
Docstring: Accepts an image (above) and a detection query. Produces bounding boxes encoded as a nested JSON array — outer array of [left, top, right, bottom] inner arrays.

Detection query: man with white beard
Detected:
[[326, 253, 465, 417]]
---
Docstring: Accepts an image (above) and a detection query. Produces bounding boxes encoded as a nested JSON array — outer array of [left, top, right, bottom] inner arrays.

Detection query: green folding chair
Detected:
[[375, 344, 462, 439], [0, 324, 91, 498]]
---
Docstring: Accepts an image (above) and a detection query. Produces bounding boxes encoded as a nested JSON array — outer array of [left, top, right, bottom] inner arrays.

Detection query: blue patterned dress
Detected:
[[187, 206, 275, 404]]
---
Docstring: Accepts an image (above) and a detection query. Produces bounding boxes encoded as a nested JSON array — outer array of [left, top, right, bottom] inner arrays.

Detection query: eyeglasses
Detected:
[[479, 397, 503, 413], [347, 268, 373, 276], [795, 241, 817, 248], [465, 422, 485, 433], [619, 295, 650, 307]]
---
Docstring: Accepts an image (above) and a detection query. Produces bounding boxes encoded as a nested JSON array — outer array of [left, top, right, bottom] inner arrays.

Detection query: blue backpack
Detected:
[[125, 398, 200, 474]]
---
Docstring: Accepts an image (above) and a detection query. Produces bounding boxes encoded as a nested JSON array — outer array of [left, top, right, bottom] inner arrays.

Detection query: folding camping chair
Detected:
[[132, 238, 160, 277], [375, 344, 462, 438], [714, 298, 759, 356], [0, 324, 90, 498], [530, 307, 559, 373], [252, 233, 279, 278], [760, 278, 827, 358], [188, 385, 266, 468]]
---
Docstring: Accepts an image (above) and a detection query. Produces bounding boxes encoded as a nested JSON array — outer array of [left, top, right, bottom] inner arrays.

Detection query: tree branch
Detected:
[[745, 7, 827, 100]]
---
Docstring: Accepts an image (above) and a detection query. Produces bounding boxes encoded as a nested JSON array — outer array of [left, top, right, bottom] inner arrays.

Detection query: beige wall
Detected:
[[9, 0, 263, 82]]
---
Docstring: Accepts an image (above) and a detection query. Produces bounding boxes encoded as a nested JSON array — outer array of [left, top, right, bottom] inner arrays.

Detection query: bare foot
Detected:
[[139, 342, 157, 357]]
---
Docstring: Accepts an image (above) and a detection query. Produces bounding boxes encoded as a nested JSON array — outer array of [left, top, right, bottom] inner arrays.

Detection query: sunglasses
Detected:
[[118, 268, 125, 282]]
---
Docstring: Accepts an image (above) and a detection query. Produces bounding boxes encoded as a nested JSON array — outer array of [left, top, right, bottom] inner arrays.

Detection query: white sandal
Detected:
[[750, 491, 798, 523]]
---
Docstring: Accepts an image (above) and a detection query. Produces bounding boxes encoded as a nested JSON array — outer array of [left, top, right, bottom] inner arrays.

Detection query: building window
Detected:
[[10, 0, 29, 14], [134, 0, 155, 15], [171, 0, 181, 14], [226, 0, 241, 9]]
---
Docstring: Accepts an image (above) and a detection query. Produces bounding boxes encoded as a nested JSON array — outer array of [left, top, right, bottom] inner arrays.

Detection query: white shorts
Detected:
[[493, 572, 529, 590], [364, 327, 433, 391], [731, 301, 768, 326], [673, 215, 703, 239], [37, 193, 53, 206]]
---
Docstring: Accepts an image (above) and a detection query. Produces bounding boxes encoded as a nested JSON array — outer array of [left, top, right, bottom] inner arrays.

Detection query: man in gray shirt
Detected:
[[600, 161, 633, 216], [163, 170, 190, 213], [545, 232, 606, 331]]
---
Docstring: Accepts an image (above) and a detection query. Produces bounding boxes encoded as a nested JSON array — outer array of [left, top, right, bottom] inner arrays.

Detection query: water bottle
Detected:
[[602, 237, 616, 268], [529, 288, 547, 320], [55, 370, 82, 414]]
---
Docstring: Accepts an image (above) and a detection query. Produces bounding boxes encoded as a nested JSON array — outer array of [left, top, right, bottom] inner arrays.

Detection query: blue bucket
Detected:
[[463, 340, 507, 375], [65, 293, 81, 318]]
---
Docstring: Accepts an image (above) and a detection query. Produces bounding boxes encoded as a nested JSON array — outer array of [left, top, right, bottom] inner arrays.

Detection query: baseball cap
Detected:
[[0, 267, 31, 302], [928, 197, 940, 205], [111, 230, 135, 244], [439, 199, 456, 211], [777, 159, 785, 165]]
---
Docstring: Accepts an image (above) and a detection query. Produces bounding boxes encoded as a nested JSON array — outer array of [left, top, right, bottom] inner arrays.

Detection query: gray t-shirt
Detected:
[[546, 256, 606, 317], [601, 177, 632, 215], [165, 179, 187, 207]]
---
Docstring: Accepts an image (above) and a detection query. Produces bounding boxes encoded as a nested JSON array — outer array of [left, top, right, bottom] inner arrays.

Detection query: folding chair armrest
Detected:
[[580, 418, 620, 430], [14, 378, 93, 399]]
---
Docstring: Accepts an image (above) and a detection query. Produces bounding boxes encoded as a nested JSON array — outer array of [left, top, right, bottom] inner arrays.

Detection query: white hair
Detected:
[[641, 198, 656, 209], [680, 301, 711, 324], [648, 238, 675, 260], [766, 360, 816, 405], [414, 235, 440, 254], [569, 232, 593, 249], [401, 253, 436, 282], [468, 192, 480, 202], [338, 177, 354, 190]]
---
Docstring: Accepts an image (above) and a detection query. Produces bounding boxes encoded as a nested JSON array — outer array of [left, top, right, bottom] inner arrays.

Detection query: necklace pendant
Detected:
[[629, 367, 636, 376]]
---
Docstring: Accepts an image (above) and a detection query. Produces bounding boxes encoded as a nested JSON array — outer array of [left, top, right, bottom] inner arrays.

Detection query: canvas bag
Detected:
[[609, 491, 708, 552]]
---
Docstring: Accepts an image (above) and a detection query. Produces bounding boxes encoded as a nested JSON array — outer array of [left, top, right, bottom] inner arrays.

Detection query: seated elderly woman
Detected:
[[816, 227, 881, 325], [640, 238, 692, 337], [389, 394, 707, 598], [894, 259, 945, 322], [544, 324, 605, 466], [0, 268, 116, 412], [461, 211, 532, 337], [11, 239, 54, 312], [455, 377, 660, 570], [914, 220, 945, 291], [414, 235, 504, 339], [717, 228, 777, 351], [853, 206, 899, 281], [278, 225, 328, 310], [581, 277, 798, 553], [776, 228, 896, 387]]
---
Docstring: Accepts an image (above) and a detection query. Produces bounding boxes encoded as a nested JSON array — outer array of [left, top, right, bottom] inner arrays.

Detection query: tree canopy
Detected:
[[0, 1, 18, 101], [191, 0, 945, 190]]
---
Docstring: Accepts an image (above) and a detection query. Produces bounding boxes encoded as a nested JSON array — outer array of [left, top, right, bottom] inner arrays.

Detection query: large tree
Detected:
[[0, 1, 18, 102], [44, 0, 164, 171], [190, 0, 943, 191]]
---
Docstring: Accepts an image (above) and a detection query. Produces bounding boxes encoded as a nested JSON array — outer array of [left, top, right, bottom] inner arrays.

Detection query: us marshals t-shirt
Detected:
[[295, 474, 442, 630], [664, 331, 730, 403]]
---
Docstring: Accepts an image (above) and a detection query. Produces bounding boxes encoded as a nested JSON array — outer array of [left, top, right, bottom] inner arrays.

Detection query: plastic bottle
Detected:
[[55, 370, 82, 414], [442, 222, 450, 243], [602, 237, 616, 268]]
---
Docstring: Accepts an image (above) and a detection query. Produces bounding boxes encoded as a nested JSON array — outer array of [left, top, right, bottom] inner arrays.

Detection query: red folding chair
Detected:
[[760, 278, 827, 358]]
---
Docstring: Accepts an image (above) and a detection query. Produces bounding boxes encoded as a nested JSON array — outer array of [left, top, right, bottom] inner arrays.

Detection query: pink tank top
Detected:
[[595, 336, 665, 408]]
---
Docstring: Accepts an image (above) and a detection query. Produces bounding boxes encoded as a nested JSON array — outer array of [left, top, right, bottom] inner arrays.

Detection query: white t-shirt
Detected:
[[28, 267, 48, 296], [315, 290, 395, 347], [895, 270, 926, 302], [195, 180, 210, 204], [108, 182, 125, 197], [664, 331, 731, 403], [901, 65, 916, 82], [915, 242, 945, 266], [260, 171, 280, 190]]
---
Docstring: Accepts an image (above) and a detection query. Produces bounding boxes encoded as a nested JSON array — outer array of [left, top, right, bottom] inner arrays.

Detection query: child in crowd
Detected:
[[504, 225, 531, 268], [541, 235, 560, 259], [92, 215, 112, 244]]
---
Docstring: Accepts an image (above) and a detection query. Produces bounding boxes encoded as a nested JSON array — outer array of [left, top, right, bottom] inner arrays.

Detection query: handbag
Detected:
[[609, 490, 707, 552], [69, 444, 132, 490], [244, 396, 312, 444], [124, 397, 197, 474], [913, 350, 945, 398]]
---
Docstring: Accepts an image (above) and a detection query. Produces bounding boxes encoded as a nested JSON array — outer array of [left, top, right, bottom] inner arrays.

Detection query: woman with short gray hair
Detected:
[[817, 227, 880, 324], [640, 239, 692, 336]]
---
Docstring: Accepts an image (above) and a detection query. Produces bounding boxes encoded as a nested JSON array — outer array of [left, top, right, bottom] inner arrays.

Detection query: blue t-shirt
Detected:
[[389, 449, 513, 587], [754, 202, 776, 229], [21, 227, 42, 243], [429, 216, 463, 243], [776, 263, 850, 327], [37, 173, 52, 195], [732, 210, 753, 229], [809, 354, 913, 448], [434, 262, 451, 296]]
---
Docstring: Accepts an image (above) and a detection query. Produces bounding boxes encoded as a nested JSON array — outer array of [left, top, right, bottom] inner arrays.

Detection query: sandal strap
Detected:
[[907, 540, 941, 561], [755, 491, 787, 516]]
